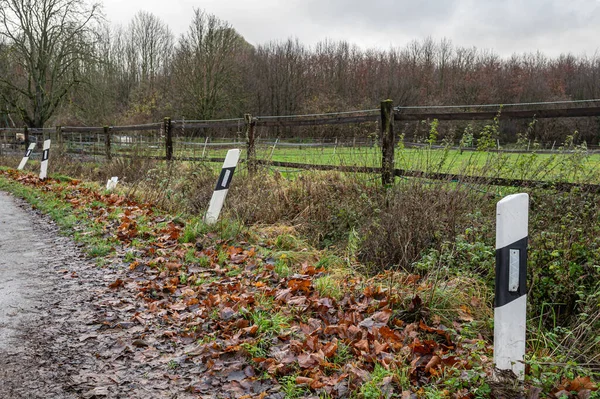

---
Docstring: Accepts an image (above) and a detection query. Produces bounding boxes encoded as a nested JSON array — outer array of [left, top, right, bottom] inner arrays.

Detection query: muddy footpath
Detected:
[[0, 191, 198, 398]]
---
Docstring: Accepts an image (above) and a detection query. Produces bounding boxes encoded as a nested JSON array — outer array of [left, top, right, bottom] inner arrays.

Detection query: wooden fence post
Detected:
[[245, 114, 256, 174], [380, 99, 395, 186], [23, 126, 29, 149], [104, 125, 112, 161], [55, 125, 63, 153], [164, 117, 173, 161]]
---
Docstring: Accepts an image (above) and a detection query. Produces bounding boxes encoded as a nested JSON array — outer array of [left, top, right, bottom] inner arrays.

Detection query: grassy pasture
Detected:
[[8, 131, 600, 184], [184, 143, 600, 184]]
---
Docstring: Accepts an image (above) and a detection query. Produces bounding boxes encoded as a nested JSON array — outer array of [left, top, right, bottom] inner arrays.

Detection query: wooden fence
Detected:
[[2, 100, 600, 191]]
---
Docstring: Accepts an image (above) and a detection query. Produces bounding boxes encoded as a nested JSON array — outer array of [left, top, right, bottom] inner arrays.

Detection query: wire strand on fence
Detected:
[[179, 141, 245, 147], [0, 127, 54, 132]]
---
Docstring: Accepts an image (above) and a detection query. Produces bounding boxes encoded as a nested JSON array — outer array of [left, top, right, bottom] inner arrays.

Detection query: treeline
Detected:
[[1, 0, 600, 143]]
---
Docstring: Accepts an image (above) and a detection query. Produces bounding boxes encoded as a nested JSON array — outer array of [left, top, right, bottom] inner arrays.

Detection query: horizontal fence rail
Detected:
[[255, 114, 379, 127], [395, 106, 600, 121], [2, 100, 600, 191], [173, 120, 242, 129], [255, 160, 600, 193]]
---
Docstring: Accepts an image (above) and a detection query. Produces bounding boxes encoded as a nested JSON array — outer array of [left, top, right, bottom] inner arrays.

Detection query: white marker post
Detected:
[[201, 137, 209, 158], [39, 139, 51, 180], [106, 176, 119, 190], [494, 193, 529, 379], [270, 138, 279, 158], [204, 149, 241, 225], [17, 143, 36, 170]]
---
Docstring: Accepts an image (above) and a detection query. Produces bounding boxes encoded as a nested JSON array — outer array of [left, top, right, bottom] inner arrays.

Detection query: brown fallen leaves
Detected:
[[552, 376, 598, 399]]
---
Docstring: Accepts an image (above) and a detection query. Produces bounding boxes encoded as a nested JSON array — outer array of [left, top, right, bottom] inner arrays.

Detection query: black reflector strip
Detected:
[[42, 149, 49, 161], [495, 236, 528, 308], [214, 167, 236, 191], [25, 149, 32, 157]]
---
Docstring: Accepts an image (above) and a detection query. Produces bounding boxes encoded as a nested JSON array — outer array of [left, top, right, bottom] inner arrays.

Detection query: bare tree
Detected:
[[113, 11, 175, 121], [60, 22, 119, 125], [0, 37, 13, 126], [126, 11, 173, 84], [0, 0, 100, 127], [173, 9, 248, 120], [250, 39, 308, 117]]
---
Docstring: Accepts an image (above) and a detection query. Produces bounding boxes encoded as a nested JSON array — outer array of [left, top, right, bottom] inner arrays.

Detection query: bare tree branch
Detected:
[[0, 0, 100, 127]]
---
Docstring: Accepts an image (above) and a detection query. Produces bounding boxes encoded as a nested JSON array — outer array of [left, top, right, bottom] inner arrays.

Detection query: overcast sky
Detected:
[[101, 0, 600, 58]]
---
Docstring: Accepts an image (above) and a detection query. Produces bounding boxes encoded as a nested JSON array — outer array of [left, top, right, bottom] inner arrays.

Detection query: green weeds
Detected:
[[313, 275, 343, 300]]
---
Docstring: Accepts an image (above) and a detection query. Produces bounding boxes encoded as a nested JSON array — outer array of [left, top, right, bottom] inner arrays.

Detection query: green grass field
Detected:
[[185, 144, 600, 184], [55, 136, 600, 184]]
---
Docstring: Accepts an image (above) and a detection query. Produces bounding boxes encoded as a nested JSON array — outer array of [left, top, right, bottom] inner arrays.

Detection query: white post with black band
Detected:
[[204, 149, 241, 225], [494, 193, 529, 379], [18, 143, 36, 170], [39, 139, 51, 180]]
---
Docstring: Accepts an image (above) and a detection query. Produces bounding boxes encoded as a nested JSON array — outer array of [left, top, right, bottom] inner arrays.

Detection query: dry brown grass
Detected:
[[156, 164, 489, 272]]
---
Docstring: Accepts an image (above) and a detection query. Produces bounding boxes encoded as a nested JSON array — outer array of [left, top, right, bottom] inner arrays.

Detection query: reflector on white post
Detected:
[[494, 193, 529, 379], [204, 149, 240, 225], [17, 143, 36, 170], [39, 139, 51, 180]]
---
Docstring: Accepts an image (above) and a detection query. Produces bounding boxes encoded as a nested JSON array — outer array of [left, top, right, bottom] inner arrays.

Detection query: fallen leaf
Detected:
[[424, 355, 441, 373], [109, 279, 124, 289]]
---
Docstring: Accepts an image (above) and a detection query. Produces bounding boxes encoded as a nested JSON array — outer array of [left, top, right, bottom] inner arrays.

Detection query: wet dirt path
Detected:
[[0, 191, 79, 397], [0, 191, 189, 399], [0, 189, 278, 399], [0, 192, 49, 351]]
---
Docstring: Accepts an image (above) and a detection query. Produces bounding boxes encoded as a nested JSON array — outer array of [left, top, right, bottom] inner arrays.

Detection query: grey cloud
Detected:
[[299, 0, 461, 37], [101, 0, 600, 57], [450, 0, 600, 55], [462, 0, 600, 37]]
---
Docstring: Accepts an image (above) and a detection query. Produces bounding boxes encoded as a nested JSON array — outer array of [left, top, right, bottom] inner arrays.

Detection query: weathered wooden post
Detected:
[[23, 126, 29, 149], [380, 99, 395, 186], [104, 126, 112, 161], [164, 117, 173, 161], [494, 193, 529, 380], [55, 125, 63, 152], [245, 114, 256, 174]]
